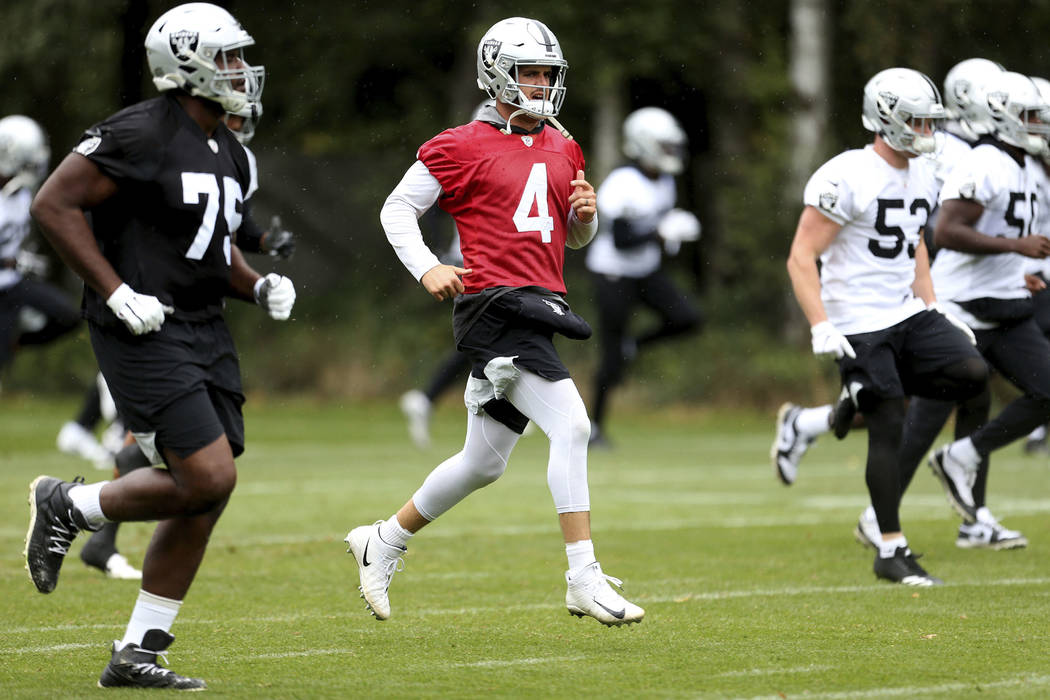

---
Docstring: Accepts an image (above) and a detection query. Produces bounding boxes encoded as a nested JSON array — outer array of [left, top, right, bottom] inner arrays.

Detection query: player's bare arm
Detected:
[[911, 236, 935, 304], [31, 153, 122, 297], [786, 205, 842, 326], [936, 198, 1050, 257], [420, 263, 472, 301], [228, 245, 261, 302]]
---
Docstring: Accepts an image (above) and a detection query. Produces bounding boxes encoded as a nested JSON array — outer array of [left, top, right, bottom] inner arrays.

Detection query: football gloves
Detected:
[[928, 302, 977, 345], [254, 272, 295, 320], [657, 209, 701, 255], [106, 283, 174, 335], [810, 321, 856, 360], [264, 215, 296, 260]]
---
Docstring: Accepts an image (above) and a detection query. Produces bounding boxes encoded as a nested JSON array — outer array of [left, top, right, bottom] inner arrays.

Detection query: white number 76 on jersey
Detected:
[[181, 172, 244, 263], [513, 163, 555, 243]]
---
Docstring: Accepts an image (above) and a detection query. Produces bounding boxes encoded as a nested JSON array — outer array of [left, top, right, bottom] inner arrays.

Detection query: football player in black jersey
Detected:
[[25, 3, 294, 690]]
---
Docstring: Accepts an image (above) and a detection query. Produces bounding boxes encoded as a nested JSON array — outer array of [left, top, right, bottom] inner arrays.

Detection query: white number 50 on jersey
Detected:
[[513, 163, 554, 243], [181, 172, 244, 264]]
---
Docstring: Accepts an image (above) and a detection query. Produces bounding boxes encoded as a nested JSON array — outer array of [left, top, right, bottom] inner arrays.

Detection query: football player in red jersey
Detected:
[[344, 17, 644, 627]]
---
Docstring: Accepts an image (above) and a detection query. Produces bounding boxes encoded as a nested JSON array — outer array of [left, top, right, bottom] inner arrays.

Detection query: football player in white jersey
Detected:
[[0, 115, 81, 377], [773, 59, 1002, 494], [917, 71, 1050, 548], [785, 68, 987, 585], [585, 107, 702, 446]]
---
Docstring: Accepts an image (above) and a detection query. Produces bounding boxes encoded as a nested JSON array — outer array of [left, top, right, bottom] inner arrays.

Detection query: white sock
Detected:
[[878, 535, 907, 559], [565, 540, 595, 572], [378, 515, 413, 549], [119, 589, 182, 649], [68, 481, 110, 528], [950, 437, 981, 469], [795, 405, 833, 438]]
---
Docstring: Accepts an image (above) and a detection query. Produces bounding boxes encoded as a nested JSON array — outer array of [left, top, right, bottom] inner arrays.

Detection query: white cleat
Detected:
[[344, 521, 406, 621], [56, 422, 111, 465], [770, 403, 813, 486], [103, 553, 142, 580], [928, 445, 978, 523], [853, 505, 881, 551], [957, 509, 1028, 550], [399, 390, 432, 449], [565, 562, 644, 627]]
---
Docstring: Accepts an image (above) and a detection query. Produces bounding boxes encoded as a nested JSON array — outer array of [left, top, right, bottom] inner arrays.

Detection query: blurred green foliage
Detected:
[[3, 0, 1050, 405]]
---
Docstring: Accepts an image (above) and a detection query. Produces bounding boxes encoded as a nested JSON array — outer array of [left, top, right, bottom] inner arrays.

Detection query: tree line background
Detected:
[[3, 0, 1049, 408]]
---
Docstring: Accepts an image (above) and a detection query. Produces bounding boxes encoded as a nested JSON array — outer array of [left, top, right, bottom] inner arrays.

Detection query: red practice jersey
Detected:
[[417, 121, 586, 295]]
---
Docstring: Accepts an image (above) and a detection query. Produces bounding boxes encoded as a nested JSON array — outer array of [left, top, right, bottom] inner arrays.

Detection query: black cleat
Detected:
[[98, 629, 206, 690], [873, 546, 942, 586], [24, 475, 91, 594]]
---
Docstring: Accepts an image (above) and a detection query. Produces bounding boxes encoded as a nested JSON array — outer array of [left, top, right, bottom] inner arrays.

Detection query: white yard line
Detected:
[[5, 576, 1050, 640], [739, 673, 1050, 700]]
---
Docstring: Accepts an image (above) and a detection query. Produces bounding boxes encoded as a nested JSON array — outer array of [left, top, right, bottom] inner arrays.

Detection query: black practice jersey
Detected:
[[75, 93, 251, 325]]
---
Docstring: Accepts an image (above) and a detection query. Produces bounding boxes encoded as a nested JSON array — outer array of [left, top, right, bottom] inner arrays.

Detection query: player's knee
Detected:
[[184, 463, 237, 514], [471, 456, 508, 487]]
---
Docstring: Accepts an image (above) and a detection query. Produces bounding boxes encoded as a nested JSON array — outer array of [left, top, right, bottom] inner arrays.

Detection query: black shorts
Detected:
[[839, 309, 982, 403], [89, 317, 245, 459]]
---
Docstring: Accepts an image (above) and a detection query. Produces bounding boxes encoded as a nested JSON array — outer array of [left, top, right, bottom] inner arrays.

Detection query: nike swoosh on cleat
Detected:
[[595, 599, 625, 619], [361, 540, 372, 567]]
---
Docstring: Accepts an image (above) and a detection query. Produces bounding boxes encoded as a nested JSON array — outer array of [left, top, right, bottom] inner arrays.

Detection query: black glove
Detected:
[[265, 215, 296, 260]]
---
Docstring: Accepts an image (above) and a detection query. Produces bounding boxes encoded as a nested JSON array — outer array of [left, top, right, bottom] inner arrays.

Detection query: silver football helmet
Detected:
[[861, 68, 945, 155], [476, 17, 568, 121], [0, 115, 49, 195], [943, 58, 1004, 139], [145, 2, 264, 113], [622, 107, 688, 175], [225, 99, 262, 145], [979, 71, 1050, 155]]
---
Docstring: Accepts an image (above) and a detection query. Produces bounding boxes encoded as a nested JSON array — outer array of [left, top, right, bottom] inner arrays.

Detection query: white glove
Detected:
[[254, 273, 296, 321], [810, 320, 856, 359], [928, 302, 977, 345], [106, 283, 173, 335], [657, 209, 701, 255]]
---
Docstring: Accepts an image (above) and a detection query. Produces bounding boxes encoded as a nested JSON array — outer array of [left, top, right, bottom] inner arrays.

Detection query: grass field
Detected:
[[2, 395, 1050, 698]]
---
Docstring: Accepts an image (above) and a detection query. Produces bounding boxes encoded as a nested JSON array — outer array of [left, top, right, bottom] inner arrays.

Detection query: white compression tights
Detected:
[[412, 370, 592, 521]]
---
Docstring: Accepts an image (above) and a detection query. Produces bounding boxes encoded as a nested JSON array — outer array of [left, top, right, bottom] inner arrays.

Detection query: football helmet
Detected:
[[225, 97, 262, 145], [623, 107, 688, 175], [979, 71, 1049, 155], [145, 2, 264, 113], [476, 17, 568, 121], [861, 68, 945, 155], [943, 58, 1004, 138], [0, 115, 49, 194]]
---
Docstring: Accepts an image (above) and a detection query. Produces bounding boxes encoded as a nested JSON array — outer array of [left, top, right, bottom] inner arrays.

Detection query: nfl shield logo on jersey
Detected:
[[170, 30, 199, 61], [959, 181, 976, 200], [521, 135, 533, 147]]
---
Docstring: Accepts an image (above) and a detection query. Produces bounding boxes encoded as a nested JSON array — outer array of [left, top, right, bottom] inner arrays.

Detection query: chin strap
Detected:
[[499, 109, 574, 141]]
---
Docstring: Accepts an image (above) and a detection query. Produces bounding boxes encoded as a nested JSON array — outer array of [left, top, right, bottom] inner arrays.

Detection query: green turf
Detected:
[[2, 396, 1050, 698]]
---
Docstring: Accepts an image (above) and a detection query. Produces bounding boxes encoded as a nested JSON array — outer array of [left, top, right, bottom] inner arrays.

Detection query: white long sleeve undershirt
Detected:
[[380, 160, 443, 282]]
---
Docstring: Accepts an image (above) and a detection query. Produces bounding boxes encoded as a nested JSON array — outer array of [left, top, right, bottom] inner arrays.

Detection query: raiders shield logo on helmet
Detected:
[[170, 30, 199, 61], [481, 39, 501, 68], [878, 91, 899, 115]]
